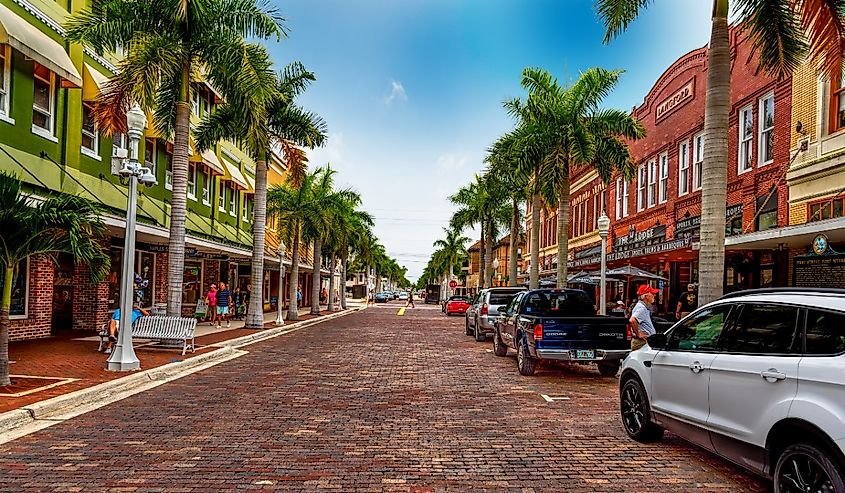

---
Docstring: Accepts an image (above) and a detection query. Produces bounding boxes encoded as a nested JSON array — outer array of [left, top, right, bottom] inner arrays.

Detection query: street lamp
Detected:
[[597, 210, 611, 316], [275, 241, 286, 325], [492, 257, 500, 286], [107, 104, 156, 371]]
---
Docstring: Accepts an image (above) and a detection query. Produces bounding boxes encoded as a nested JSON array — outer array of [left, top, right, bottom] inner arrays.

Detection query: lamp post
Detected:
[[275, 241, 286, 325], [597, 211, 611, 316], [107, 104, 156, 371], [492, 257, 500, 287]]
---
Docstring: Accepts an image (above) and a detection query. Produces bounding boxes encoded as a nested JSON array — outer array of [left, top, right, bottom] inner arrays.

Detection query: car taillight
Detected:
[[481, 304, 488, 315], [625, 323, 633, 341], [533, 323, 543, 341]]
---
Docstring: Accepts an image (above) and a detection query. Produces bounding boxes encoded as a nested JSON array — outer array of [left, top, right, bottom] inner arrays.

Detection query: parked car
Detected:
[[493, 288, 630, 376], [620, 288, 845, 492], [374, 292, 391, 303], [466, 287, 526, 342], [398, 292, 409, 301], [444, 295, 470, 316]]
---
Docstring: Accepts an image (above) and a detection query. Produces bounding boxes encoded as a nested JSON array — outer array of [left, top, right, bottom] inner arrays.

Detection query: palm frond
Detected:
[[595, 0, 651, 44]]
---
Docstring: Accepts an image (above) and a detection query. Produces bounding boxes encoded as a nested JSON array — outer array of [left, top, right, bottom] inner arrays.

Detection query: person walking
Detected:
[[630, 285, 659, 351], [675, 283, 699, 321], [204, 283, 218, 326], [405, 290, 415, 308], [296, 284, 303, 309], [233, 286, 245, 320], [217, 282, 232, 328]]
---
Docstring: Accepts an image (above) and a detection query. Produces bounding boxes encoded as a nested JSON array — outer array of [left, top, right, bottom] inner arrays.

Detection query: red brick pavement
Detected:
[[0, 302, 767, 492]]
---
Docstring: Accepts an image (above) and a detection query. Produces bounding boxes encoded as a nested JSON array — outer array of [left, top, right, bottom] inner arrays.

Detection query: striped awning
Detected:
[[222, 159, 249, 189], [201, 149, 225, 176], [244, 173, 255, 194], [82, 63, 109, 100]]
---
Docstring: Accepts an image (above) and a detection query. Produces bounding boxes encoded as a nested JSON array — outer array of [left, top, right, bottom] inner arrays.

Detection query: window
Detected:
[[112, 133, 128, 157], [658, 152, 668, 203], [0, 45, 9, 118], [163, 148, 172, 190], [637, 164, 646, 211], [0, 259, 28, 318], [667, 304, 732, 351], [144, 138, 156, 175], [758, 93, 774, 165], [191, 86, 200, 116], [693, 132, 704, 190], [809, 197, 845, 222], [218, 181, 226, 212], [202, 91, 211, 116], [831, 63, 845, 132], [755, 190, 778, 231], [187, 162, 196, 199], [242, 197, 250, 222], [229, 185, 236, 215], [32, 62, 55, 136], [647, 159, 657, 207], [720, 304, 799, 354], [738, 105, 754, 173], [81, 103, 99, 156], [201, 169, 211, 205], [804, 309, 845, 355], [678, 140, 690, 196]]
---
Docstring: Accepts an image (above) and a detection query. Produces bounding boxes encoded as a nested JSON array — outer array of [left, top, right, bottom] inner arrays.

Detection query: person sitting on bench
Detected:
[[103, 302, 150, 354]]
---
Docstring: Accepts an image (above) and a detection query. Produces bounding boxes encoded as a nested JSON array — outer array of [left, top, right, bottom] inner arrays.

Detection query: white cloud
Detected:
[[435, 153, 469, 172], [307, 132, 345, 168], [383, 79, 408, 105]]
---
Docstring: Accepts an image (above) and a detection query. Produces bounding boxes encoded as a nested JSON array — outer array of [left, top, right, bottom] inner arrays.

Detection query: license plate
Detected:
[[571, 349, 595, 360]]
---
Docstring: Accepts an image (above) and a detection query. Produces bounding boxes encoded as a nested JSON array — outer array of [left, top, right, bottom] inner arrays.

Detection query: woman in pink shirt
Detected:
[[204, 283, 218, 325]]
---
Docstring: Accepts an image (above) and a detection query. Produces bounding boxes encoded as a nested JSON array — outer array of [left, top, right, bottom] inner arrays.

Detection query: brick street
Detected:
[[0, 304, 768, 492]]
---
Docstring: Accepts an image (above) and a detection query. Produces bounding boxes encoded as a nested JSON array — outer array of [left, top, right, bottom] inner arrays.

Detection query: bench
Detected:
[[98, 316, 197, 355]]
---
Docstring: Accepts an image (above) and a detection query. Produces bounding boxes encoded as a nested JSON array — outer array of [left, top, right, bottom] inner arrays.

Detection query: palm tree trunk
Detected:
[[340, 250, 348, 310], [485, 225, 494, 287], [246, 157, 268, 329], [311, 238, 321, 315], [556, 174, 571, 288], [288, 224, 301, 321], [698, 0, 730, 305], [530, 192, 540, 289], [166, 97, 191, 317], [509, 197, 519, 287], [0, 265, 13, 386], [328, 254, 337, 311], [478, 222, 486, 289]]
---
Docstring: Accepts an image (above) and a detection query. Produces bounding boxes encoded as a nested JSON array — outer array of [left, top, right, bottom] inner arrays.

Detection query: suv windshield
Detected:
[[489, 292, 522, 305], [523, 290, 594, 316]]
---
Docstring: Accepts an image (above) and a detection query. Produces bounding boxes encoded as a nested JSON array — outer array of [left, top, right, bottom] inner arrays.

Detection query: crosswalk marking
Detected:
[[397, 307, 406, 316]]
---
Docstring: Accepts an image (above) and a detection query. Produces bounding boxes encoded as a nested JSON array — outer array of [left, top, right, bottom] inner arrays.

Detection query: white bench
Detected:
[[98, 316, 197, 355]]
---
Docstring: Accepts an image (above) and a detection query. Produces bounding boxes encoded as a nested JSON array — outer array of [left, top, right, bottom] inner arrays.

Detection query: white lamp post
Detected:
[[275, 241, 286, 326], [492, 257, 500, 286], [597, 210, 611, 316], [107, 104, 156, 371]]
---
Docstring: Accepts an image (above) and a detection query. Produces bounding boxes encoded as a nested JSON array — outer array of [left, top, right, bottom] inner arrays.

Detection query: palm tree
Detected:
[[450, 177, 492, 288], [486, 132, 527, 287], [66, 0, 284, 317], [323, 191, 366, 311], [596, 0, 844, 303], [432, 228, 470, 298], [0, 173, 109, 385], [337, 209, 374, 310], [514, 67, 644, 288], [196, 62, 327, 328]]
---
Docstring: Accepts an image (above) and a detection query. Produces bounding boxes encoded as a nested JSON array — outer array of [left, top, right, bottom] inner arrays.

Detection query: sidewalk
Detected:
[[0, 302, 363, 414]]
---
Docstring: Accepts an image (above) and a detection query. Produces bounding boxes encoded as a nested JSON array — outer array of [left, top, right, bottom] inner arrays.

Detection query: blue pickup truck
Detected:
[[493, 288, 630, 376]]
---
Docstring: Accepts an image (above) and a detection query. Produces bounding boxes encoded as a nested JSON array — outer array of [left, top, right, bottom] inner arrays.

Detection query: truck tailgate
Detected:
[[536, 317, 629, 351]]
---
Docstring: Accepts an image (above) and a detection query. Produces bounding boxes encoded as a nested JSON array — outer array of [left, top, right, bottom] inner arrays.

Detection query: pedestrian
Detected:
[[321, 286, 328, 305], [367, 289, 374, 306], [204, 283, 218, 326], [233, 286, 245, 320], [675, 283, 698, 320], [217, 282, 232, 328], [103, 301, 149, 354], [405, 289, 415, 308], [630, 285, 659, 351], [297, 284, 303, 308]]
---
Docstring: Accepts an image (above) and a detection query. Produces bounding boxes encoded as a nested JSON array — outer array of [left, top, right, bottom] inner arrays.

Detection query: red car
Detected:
[[444, 296, 470, 316]]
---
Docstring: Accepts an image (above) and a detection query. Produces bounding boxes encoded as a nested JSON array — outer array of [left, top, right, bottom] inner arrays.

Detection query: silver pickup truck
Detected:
[[465, 287, 526, 342]]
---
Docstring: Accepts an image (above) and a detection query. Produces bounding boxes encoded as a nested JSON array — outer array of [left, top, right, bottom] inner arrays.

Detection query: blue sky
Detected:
[[265, 0, 712, 282]]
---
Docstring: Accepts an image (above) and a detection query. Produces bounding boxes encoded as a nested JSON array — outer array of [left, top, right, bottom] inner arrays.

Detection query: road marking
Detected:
[[541, 394, 571, 402], [397, 307, 406, 316]]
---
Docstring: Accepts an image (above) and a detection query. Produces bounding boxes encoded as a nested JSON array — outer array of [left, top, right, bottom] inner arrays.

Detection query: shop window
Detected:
[[808, 197, 845, 222], [144, 138, 157, 176], [678, 140, 690, 196], [647, 158, 657, 207], [758, 93, 774, 165], [81, 103, 99, 157], [187, 162, 197, 199], [658, 152, 668, 203], [637, 164, 646, 211], [0, 259, 28, 318], [0, 45, 10, 118], [693, 132, 704, 191], [32, 62, 55, 137], [738, 105, 754, 173], [755, 190, 778, 231], [202, 169, 211, 205], [182, 261, 203, 305]]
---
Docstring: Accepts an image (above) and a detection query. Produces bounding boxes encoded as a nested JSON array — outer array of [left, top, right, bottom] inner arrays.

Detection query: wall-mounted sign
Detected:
[[613, 225, 667, 252], [812, 234, 830, 256], [656, 78, 695, 121], [674, 204, 744, 239]]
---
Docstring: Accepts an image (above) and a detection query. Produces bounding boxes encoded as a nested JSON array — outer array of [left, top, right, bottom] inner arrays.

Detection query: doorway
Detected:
[[52, 254, 74, 333]]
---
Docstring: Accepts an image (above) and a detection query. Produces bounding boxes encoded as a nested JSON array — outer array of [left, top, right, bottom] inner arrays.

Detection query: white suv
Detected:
[[620, 288, 845, 493]]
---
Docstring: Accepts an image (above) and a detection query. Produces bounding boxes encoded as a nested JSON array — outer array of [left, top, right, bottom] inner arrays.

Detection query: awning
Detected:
[[222, 159, 249, 189], [244, 173, 255, 194], [0, 4, 82, 87], [82, 63, 109, 100], [201, 149, 225, 176]]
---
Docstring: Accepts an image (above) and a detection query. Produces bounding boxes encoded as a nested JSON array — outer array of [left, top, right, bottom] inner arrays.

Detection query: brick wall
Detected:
[[790, 62, 818, 148], [154, 253, 168, 304], [10, 256, 53, 341], [72, 259, 110, 335]]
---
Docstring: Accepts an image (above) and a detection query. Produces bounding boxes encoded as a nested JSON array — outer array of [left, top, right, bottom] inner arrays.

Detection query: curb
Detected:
[[0, 306, 363, 440]]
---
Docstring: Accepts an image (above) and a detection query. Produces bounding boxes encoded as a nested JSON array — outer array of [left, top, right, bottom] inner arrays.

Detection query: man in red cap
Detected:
[[630, 284, 659, 350]]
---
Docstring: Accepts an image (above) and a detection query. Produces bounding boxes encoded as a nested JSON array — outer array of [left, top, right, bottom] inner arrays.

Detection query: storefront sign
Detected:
[[656, 79, 695, 121], [613, 225, 667, 251], [607, 238, 691, 262], [145, 243, 169, 253], [674, 204, 744, 238]]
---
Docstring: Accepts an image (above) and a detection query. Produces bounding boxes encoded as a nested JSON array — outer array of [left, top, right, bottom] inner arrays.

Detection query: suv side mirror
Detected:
[[497, 305, 507, 313], [648, 333, 667, 350]]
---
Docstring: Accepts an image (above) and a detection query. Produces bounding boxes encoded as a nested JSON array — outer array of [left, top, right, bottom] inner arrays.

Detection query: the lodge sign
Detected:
[[607, 238, 691, 262], [613, 224, 667, 251], [656, 79, 695, 121]]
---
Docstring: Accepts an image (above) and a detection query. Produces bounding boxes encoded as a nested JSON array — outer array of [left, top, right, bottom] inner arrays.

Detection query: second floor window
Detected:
[[187, 162, 196, 199], [809, 197, 844, 222], [758, 93, 774, 165], [658, 152, 668, 203], [678, 140, 690, 196], [637, 164, 646, 211], [242, 197, 250, 222], [32, 63, 55, 136], [693, 133, 704, 191], [229, 185, 236, 216], [647, 159, 657, 207], [218, 181, 226, 211], [202, 169, 210, 204], [615, 178, 629, 219], [163, 149, 173, 190], [81, 103, 99, 156], [112, 133, 128, 157], [144, 138, 156, 176], [739, 105, 754, 173], [191, 86, 200, 116], [0, 45, 9, 117]]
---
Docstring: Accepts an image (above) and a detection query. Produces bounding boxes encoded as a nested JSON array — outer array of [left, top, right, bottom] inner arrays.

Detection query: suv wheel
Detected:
[[493, 328, 508, 357], [465, 316, 473, 336], [474, 320, 486, 342], [620, 377, 663, 442], [516, 336, 537, 376], [597, 361, 620, 377], [774, 443, 845, 493]]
